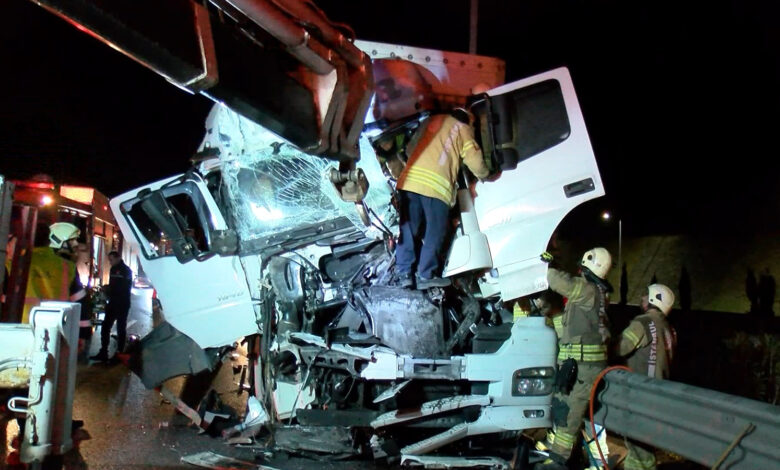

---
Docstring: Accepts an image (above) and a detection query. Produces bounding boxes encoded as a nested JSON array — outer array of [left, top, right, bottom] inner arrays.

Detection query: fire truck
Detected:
[[2, 175, 121, 324]]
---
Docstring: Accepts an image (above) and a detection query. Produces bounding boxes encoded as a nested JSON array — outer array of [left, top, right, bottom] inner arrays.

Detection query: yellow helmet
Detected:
[[48, 222, 80, 250], [581, 247, 611, 279], [648, 283, 675, 315]]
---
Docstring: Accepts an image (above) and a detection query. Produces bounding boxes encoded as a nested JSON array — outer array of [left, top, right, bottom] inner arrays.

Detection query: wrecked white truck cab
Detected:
[[110, 46, 603, 460]]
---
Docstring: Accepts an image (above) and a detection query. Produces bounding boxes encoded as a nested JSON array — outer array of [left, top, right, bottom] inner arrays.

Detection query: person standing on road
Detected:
[[615, 283, 677, 470], [91, 251, 132, 362], [537, 247, 613, 470]]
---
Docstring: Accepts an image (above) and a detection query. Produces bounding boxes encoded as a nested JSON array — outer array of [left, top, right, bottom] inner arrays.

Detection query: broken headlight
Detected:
[[512, 367, 555, 396]]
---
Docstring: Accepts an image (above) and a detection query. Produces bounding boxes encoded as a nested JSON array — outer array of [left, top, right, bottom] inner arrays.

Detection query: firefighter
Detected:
[[391, 110, 490, 290], [615, 283, 677, 470], [534, 287, 613, 470], [23, 222, 87, 328], [537, 248, 613, 470]]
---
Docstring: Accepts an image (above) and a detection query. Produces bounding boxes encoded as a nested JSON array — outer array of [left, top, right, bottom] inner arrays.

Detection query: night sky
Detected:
[[1, 0, 778, 236]]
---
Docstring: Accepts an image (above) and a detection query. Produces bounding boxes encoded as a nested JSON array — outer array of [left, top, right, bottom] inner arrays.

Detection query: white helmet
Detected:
[[581, 247, 612, 279], [48, 222, 80, 250], [648, 284, 675, 315]]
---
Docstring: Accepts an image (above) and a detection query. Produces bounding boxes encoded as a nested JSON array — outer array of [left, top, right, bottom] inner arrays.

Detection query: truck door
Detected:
[[470, 67, 605, 301], [110, 175, 256, 349]]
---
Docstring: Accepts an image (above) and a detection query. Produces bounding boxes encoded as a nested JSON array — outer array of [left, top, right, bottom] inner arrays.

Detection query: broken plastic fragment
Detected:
[[373, 379, 412, 404]]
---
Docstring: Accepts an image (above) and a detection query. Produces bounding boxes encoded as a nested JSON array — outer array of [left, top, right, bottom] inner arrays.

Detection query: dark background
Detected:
[[1, 0, 778, 236]]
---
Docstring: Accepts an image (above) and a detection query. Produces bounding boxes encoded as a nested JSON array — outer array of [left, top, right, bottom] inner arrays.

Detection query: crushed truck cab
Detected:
[[36, 0, 602, 459], [110, 49, 603, 459]]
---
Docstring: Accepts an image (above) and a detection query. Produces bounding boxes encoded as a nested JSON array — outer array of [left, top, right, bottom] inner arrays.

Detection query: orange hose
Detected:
[[588, 365, 632, 470]]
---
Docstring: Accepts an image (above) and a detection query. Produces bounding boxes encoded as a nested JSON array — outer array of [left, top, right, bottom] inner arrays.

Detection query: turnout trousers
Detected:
[[549, 361, 606, 461]]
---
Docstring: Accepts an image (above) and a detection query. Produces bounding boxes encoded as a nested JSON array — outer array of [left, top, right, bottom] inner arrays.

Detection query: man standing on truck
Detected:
[[91, 251, 132, 362], [538, 247, 612, 469], [615, 283, 677, 470], [391, 110, 490, 290]]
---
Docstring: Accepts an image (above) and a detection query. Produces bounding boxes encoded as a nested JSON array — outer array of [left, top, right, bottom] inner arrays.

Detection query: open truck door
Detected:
[[456, 67, 605, 301], [110, 174, 256, 349]]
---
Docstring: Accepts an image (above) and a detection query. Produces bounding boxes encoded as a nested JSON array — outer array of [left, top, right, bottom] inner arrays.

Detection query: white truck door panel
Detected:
[[110, 176, 257, 349], [472, 67, 604, 301]]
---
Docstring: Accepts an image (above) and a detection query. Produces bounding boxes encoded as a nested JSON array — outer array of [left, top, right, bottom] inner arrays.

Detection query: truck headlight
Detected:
[[512, 367, 555, 396]]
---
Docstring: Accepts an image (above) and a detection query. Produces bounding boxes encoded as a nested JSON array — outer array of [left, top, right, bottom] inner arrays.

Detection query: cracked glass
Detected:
[[197, 104, 395, 241]]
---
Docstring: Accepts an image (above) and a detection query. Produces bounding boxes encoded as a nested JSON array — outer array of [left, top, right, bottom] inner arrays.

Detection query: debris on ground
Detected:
[[181, 451, 259, 470], [221, 397, 268, 440], [159, 385, 203, 427], [197, 389, 240, 436], [401, 455, 511, 469], [273, 425, 357, 457]]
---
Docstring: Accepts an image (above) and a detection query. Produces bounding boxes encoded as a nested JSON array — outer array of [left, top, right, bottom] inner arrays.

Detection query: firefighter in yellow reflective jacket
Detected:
[[533, 286, 612, 469], [391, 111, 489, 290], [23, 222, 87, 323], [616, 284, 677, 470], [537, 248, 613, 470]]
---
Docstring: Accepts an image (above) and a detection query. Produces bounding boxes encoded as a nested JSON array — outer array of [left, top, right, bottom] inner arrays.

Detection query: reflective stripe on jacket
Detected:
[[618, 308, 676, 379], [398, 114, 489, 206], [547, 267, 608, 363], [552, 314, 563, 338]]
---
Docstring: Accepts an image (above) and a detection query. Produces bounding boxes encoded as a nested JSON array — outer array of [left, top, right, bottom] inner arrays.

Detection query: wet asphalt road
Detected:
[[71, 288, 256, 469], [66, 288, 376, 470]]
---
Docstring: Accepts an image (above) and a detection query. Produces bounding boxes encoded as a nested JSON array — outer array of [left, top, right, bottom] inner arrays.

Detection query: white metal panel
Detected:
[[274, 381, 316, 420], [110, 177, 257, 348], [462, 317, 556, 407], [20, 302, 80, 462], [355, 40, 506, 99], [473, 67, 604, 301]]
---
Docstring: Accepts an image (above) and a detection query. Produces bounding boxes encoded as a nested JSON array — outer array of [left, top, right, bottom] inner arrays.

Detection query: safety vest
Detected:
[[22, 247, 80, 323]]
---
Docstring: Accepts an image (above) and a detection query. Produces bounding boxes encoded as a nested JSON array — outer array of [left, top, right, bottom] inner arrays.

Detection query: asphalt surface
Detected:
[[64, 288, 379, 470], [65, 288, 258, 470]]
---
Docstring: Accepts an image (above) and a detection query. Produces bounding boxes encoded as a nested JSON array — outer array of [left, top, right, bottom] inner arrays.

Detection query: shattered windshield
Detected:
[[198, 104, 394, 242]]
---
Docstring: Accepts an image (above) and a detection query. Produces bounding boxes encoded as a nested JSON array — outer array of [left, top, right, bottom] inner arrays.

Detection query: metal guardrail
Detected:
[[595, 370, 780, 470]]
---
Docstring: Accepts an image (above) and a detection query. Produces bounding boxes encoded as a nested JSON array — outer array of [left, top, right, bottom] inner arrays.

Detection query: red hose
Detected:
[[588, 365, 632, 470]]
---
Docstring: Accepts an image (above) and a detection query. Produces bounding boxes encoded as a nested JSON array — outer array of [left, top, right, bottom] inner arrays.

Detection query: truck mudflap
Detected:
[[127, 321, 219, 389]]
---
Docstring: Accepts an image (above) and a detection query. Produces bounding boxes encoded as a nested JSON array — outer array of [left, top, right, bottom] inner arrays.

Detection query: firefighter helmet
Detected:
[[648, 283, 675, 315], [580, 247, 612, 279], [48, 222, 80, 250]]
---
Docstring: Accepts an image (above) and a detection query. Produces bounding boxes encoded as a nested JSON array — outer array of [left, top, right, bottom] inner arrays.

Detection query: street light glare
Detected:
[[601, 211, 611, 221]]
